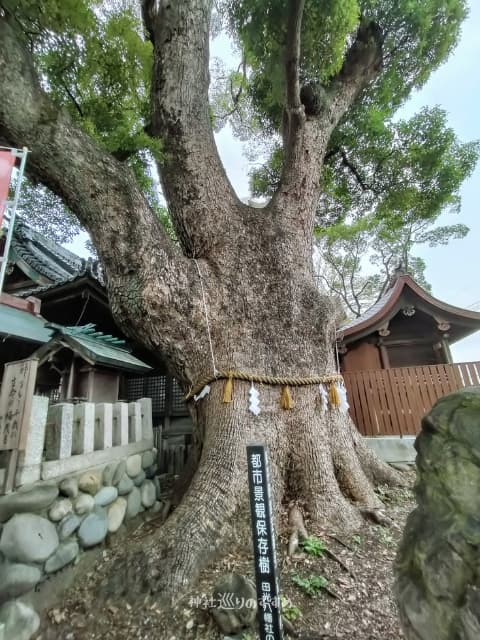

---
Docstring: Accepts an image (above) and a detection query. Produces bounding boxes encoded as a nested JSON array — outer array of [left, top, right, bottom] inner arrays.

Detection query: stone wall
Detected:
[[395, 387, 480, 640], [0, 396, 164, 640]]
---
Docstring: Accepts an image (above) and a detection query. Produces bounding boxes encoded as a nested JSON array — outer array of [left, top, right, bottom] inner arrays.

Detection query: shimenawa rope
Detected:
[[190, 260, 344, 410], [185, 369, 344, 401]]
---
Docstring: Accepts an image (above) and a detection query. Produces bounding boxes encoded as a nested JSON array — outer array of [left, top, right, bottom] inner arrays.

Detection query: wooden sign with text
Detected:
[[0, 358, 37, 494], [0, 358, 37, 451]]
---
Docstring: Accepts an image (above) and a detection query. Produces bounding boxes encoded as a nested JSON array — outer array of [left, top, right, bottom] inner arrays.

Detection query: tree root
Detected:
[[324, 547, 356, 579], [288, 503, 309, 555], [326, 533, 354, 551], [360, 507, 393, 527], [323, 584, 341, 599], [283, 616, 300, 637], [287, 504, 355, 579]]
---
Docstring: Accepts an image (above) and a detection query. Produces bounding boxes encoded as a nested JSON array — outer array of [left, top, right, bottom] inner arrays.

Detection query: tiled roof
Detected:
[[339, 286, 397, 333], [40, 323, 152, 373], [9, 220, 104, 295], [11, 220, 84, 280], [17, 258, 104, 298], [0, 302, 52, 343], [337, 273, 480, 343]]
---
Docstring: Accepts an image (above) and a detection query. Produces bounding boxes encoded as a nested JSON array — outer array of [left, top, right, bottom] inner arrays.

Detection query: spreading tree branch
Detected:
[[272, 0, 329, 246], [336, 20, 383, 87], [60, 81, 84, 118], [145, 0, 241, 258], [319, 272, 358, 317], [274, 16, 384, 234], [322, 255, 360, 318], [229, 56, 247, 112], [276, 0, 308, 195], [285, 0, 305, 112], [349, 252, 362, 317], [0, 16, 190, 345], [213, 56, 248, 125], [339, 148, 377, 194], [322, 19, 383, 141]]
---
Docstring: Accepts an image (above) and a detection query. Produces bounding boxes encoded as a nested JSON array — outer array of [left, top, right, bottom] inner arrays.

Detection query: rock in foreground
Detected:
[[396, 387, 480, 640]]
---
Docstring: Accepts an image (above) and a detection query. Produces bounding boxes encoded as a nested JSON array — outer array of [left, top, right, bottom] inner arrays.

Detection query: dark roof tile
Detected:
[[8, 220, 104, 296]]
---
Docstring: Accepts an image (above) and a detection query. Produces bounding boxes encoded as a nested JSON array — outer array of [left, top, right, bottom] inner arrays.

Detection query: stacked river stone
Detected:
[[0, 449, 162, 640]]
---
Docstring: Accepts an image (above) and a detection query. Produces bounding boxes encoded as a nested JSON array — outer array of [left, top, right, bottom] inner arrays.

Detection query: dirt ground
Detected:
[[34, 475, 415, 640]]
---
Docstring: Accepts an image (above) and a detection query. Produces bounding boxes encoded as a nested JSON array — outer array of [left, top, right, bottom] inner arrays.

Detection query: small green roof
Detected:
[[0, 303, 52, 343], [37, 323, 152, 374]]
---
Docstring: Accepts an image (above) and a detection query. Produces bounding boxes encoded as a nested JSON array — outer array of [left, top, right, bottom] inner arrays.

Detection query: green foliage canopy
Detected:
[[311, 104, 478, 316], [2, 0, 170, 244], [252, 106, 478, 232], [3, 0, 476, 272], [221, 0, 467, 133], [4, 0, 155, 159]]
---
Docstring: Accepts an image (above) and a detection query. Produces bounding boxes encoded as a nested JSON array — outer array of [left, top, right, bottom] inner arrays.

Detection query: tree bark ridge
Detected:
[[148, 0, 242, 258]]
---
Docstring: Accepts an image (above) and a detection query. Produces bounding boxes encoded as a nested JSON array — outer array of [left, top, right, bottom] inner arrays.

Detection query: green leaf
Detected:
[[292, 574, 329, 597], [300, 536, 328, 557]]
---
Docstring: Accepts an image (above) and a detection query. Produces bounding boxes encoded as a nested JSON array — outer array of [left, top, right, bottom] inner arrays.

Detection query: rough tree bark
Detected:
[[0, 1, 403, 601]]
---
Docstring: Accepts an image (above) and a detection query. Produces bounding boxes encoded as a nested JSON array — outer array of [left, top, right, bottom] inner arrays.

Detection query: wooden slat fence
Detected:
[[343, 361, 480, 437]]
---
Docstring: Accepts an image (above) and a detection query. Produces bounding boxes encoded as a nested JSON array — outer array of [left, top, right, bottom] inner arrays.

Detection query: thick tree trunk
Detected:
[[0, 2, 402, 606], [104, 379, 402, 603], [103, 376, 401, 603], [101, 230, 402, 601]]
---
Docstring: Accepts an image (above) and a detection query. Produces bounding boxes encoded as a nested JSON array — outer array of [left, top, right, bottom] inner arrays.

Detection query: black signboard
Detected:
[[247, 444, 284, 640]]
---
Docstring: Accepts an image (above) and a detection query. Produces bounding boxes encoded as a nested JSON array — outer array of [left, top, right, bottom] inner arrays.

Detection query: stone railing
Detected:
[[15, 396, 153, 486]]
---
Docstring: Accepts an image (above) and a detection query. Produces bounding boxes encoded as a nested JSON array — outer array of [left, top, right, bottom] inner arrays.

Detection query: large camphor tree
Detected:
[[0, 0, 470, 598]]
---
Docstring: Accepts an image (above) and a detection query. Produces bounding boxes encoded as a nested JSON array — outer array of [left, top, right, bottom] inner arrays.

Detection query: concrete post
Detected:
[[139, 397, 153, 441], [112, 402, 129, 446], [94, 403, 113, 450], [15, 395, 49, 485], [71, 403, 95, 455], [45, 403, 73, 460], [128, 402, 142, 443]]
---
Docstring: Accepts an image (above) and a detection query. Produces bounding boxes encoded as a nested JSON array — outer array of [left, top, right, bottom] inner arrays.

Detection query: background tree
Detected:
[[251, 106, 478, 317], [0, 0, 473, 601], [316, 217, 469, 318]]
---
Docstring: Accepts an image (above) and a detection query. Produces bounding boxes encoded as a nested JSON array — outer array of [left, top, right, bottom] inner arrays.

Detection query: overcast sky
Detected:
[[67, 2, 480, 362]]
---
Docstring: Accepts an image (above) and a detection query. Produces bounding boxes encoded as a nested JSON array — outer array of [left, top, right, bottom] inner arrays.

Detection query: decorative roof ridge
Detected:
[[10, 220, 104, 293], [11, 242, 71, 282], [34, 323, 151, 372], [77, 256, 104, 281], [15, 219, 81, 263], [385, 262, 408, 292], [338, 284, 398, 334], [14, 219, 84, 275], [338, 273, 480, 339], [45, 322, 130, 351], [404, 275, 480, 321], [16, 267, 105, 298]]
